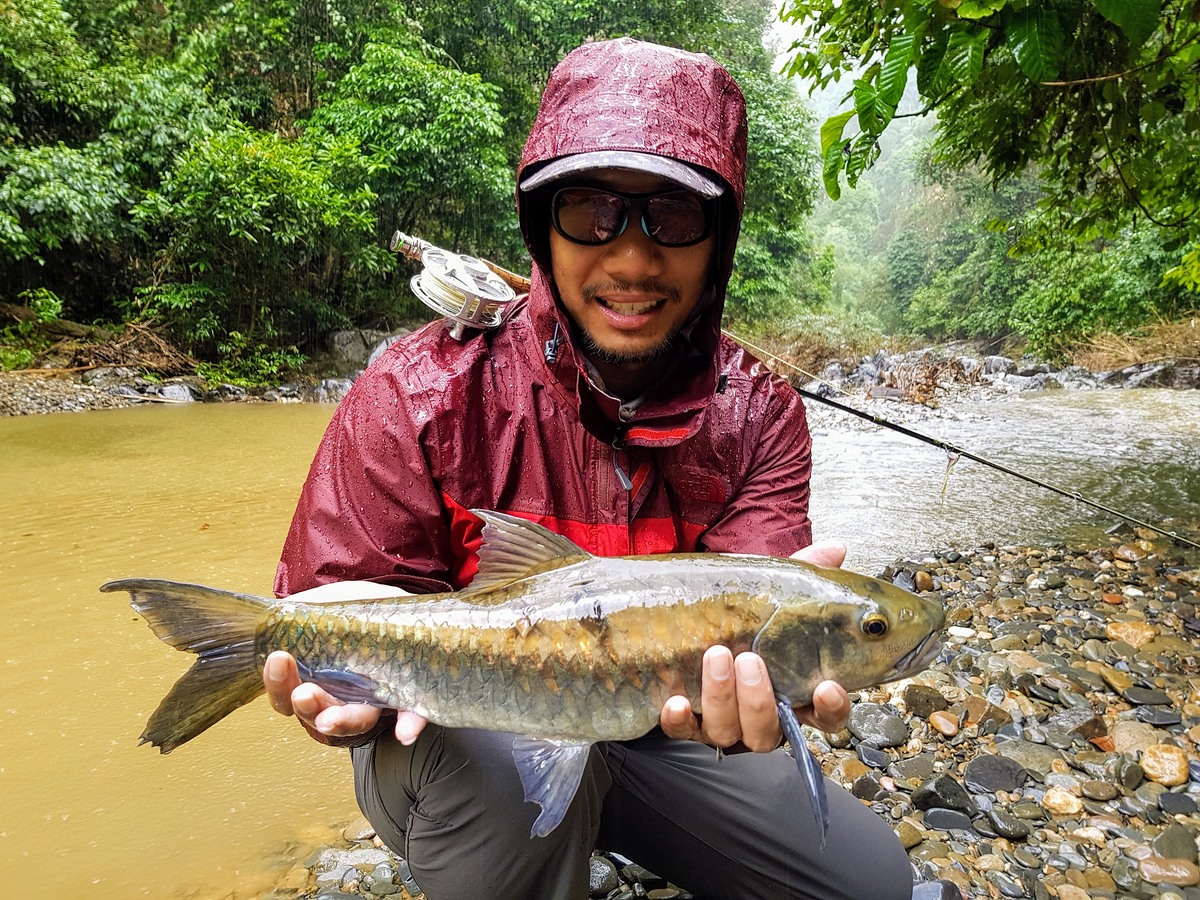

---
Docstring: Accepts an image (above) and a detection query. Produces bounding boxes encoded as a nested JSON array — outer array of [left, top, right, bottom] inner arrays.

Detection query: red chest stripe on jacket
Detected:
[[441, 493, 705, 590]]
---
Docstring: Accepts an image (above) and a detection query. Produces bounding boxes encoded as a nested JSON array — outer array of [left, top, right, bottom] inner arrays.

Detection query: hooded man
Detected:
[[264, 39, 915, 899]]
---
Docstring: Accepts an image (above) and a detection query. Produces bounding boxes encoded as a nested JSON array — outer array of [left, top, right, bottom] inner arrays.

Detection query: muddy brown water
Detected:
[[2, 389, 1197, 897]]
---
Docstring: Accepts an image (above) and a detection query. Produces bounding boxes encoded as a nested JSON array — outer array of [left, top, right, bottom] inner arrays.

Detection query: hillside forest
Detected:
[[2, 0, 1197, 382]]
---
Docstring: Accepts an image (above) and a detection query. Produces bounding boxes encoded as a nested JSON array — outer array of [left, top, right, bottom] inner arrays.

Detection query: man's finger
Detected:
[[263, 651, 300, 716], [659, 694, 701, 741], [796, 680, 851, 733], [699, 646, 741, 747], [311, 700, 382, 737], [733, 653, 782, 751], [791, 540, 847, 569]]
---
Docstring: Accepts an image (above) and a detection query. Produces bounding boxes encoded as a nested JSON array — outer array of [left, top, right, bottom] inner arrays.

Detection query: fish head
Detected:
[[752, 563, 945, 705]]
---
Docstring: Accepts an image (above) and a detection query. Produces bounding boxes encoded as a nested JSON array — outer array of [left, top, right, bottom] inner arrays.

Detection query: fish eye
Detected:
[[862, 614, 889, 638]]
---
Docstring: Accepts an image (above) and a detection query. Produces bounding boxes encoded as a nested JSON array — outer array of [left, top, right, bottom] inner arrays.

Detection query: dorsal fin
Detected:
[[464, 510, 591, 595]]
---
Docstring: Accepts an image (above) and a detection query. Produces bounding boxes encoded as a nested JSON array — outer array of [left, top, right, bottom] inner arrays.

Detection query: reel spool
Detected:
[[409, 247, 517, 340]]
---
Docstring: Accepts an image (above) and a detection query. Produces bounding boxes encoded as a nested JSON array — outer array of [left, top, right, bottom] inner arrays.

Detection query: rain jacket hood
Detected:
[[517, 39, 748, 404]]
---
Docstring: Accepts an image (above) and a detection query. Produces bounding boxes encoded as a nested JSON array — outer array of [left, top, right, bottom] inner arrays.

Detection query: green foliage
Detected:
[[302, 37, 513, 253], [727, 64, 827, 321], [1009, 229, 1188, 357], [132, 126, 385, 351], [0, 288, 62, 369], [195, 331, 307, 387], [782, 0, 1200, 287]]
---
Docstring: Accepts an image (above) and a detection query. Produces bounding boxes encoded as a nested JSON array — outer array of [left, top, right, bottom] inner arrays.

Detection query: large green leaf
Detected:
[[944, 28, 987, 85], [822, 140, 846, 200], [819, 109, 856, 157], [1006, 7, 1065, 82], [844, 133, 879, 187], [1094, 0, 1162, 47], [916, 30, 949, 97], [854, 79, 890, 133], [957, 0, 1008, 20], [879, 31, 917, 108]]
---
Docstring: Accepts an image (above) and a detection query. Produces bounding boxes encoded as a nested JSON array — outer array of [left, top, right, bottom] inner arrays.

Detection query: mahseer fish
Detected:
[[104, 510, 945, 846]]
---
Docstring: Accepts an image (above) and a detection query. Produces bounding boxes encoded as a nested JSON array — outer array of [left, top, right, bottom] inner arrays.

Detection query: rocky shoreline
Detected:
[[1, 339, 1198, 417], [266, 529, 1200, 900]]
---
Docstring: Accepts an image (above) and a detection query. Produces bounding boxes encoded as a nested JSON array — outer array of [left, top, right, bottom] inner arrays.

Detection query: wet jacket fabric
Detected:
[[275, 39, 812, 596]]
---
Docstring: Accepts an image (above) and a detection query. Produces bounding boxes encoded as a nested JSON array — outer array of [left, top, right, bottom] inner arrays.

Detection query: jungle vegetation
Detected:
[[1, 0, 1197, 380]]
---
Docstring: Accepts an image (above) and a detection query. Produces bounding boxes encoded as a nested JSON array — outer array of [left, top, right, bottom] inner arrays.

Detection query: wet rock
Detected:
[[1160, 792, 1199, 815], [964, 754, 1028, 793], [589, 854, 620, 897], [1137, 857, 1200, 886], [1042, 787, 1084, 816], [1124, 685, 1173, 705], [848, 703, 909, 747], [986, 808, 1032, 840], [1046, 706, 1106, 741], [923, 807, 973, 831], [996, 740, 1064, 778], [1152, 824, 1199, 862], [1143, 745, 1192, 787], [912, 775, 976, 814], [903, 684, 949, 719]]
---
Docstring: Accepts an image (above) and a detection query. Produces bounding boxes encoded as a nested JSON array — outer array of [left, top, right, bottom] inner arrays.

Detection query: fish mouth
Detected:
[[884, 630, 944, 682]]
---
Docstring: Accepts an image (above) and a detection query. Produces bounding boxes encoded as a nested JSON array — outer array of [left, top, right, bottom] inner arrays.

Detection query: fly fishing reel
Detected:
[[392, 231, 520, 340]]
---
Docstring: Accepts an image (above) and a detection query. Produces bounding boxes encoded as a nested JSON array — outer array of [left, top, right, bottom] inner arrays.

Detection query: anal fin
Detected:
[[511, 736, 593, 838], [297, 662, 388, 707]]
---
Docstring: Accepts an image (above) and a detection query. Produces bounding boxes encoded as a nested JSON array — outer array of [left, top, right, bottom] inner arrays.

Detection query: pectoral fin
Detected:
[[297, 662, 388, 707], [511, 737, 593, 838], [777, 697, 829, 852]]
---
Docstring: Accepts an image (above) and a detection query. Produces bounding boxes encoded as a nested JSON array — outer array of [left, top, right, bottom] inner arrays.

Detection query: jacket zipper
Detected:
[[611, 428, 633, 491]]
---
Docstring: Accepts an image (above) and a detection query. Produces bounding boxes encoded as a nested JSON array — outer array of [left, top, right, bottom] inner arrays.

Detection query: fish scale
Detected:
[[104, 509, 944, 841]]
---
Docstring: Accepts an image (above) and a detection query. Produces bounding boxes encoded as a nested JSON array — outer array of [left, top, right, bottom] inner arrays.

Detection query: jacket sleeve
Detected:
[[699, 375, 813, 558], [274, 366, 455, 597]]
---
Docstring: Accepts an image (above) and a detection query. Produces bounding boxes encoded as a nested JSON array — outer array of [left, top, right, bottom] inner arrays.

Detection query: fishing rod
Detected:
[[387, 231, 1200, 551], [726, 330, 1200, 551]]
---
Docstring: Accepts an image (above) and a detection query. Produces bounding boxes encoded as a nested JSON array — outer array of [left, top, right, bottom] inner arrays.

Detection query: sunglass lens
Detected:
[[644, 193, 709, 245], [554, 189, 625, 244]]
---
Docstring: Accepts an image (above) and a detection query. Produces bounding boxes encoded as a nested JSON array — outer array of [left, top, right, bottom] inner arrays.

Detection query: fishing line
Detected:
[[722, 329, 1200, 551]]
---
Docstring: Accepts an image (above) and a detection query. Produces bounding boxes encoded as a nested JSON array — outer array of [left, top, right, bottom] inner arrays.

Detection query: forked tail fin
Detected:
[[101, 578, 270, 753]]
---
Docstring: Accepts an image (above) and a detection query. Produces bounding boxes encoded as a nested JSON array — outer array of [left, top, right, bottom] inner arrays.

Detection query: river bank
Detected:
[[266, 529, 1200, 900], [1, 338, 1198, 417]]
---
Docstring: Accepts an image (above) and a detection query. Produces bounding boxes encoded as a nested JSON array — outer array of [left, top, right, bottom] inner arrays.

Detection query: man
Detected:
[[265, 38, 915, 899]]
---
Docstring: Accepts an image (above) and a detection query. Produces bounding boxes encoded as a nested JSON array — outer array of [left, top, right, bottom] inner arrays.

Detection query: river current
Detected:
[[2, 389, 1197, 897]]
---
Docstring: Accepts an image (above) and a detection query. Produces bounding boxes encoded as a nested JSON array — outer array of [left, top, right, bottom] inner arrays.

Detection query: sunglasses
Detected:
[[551, 186, 715, 248]]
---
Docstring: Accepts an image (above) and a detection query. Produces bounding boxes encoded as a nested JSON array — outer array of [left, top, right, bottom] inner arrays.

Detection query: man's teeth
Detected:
[[603, 299, 661, 315]]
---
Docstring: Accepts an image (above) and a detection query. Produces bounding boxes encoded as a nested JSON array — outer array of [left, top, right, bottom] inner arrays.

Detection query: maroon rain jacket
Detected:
[[275, 38, 813, 597]]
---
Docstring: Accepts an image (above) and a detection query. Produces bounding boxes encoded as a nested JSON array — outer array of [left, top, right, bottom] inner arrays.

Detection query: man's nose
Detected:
[[601, 220, 665, 280]]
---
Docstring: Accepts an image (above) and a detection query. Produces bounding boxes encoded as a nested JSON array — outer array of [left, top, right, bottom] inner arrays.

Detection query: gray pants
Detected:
[[351, 726, 912, 900]]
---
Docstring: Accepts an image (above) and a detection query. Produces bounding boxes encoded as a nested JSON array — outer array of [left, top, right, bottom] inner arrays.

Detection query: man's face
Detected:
[[548, 170, 716, 386]]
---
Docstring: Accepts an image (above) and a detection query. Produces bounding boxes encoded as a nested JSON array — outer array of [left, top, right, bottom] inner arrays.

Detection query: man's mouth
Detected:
[[598, 297, 663, 316]]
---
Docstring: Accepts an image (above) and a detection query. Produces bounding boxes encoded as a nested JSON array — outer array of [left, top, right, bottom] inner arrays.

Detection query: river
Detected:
[[2, 389, 1198, 897]]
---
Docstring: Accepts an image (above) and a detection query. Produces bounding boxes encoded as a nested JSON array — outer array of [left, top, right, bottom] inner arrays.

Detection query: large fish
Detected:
[[103, 511, 944, 845]]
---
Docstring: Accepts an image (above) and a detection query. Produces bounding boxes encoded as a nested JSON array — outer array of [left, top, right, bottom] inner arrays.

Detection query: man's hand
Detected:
[[263, 651, 428, 745], [658, 540, 852, 749]]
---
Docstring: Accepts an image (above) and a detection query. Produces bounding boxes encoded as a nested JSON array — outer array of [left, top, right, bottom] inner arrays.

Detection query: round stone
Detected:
[[1137, 857, 1200, 886], [964, 754, 1029, 794], [1143, 745, 1192, 787], [928, 710, 959, 737], [1042, 787, 1084, 816], [1106, 621, 1158, 647]]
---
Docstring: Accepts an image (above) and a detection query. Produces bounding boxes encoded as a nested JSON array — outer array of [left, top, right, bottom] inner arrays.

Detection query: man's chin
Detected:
[[581, 332, 679, 367]]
